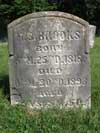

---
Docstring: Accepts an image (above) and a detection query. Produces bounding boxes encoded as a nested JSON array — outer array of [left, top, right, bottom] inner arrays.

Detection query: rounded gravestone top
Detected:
[[8, 11, 89, 28]]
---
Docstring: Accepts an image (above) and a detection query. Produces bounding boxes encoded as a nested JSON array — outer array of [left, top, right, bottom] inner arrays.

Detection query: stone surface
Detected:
[[89, 25, 96, 48], [8, 11, 91, 108]]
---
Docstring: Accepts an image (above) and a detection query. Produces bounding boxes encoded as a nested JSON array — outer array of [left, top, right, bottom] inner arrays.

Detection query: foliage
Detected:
[[0, 0, 100, 40], [0, 0, 57, 40], [0, 0, 56, 19], [0, 0, 99, 24], [0, 44, 8, 76], [0, 38, 100, 132], [0, 44, 9, 98], [86, 0, 100, 33]]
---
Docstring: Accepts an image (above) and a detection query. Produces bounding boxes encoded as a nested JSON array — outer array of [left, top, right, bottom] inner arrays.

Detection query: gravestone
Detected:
[[89, 25, 96, 48], [8, 12, 91, 108]]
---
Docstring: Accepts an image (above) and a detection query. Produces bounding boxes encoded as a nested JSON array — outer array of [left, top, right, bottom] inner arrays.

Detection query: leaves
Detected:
[[0, 0, 56, 19]]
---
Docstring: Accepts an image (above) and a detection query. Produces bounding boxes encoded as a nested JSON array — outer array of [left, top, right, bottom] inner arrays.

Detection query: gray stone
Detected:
[[89, 25, 96, 48], [8, 11, 91, 109]]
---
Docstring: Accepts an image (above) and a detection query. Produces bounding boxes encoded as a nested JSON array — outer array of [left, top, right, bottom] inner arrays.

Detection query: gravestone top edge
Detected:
[[8, 11, 89, 29]]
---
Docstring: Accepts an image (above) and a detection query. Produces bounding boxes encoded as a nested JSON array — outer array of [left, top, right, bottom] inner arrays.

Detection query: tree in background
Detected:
[[0, 0, 100, 40], [0, 0, 56, 40], [0, 0, 56, 20], [86, 0, 100, 34], [49, 0, 100, 33]]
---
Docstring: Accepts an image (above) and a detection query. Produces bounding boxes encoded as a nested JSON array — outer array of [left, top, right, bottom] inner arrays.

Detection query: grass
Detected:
[[0, 38, 100, 132], [0, 43, 9, 99], [91, 37, 100, 110]]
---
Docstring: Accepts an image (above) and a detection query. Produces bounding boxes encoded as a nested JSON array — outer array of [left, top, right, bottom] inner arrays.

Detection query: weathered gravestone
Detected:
[[89, 25, 96, 48], [8, 12, 91, 108]]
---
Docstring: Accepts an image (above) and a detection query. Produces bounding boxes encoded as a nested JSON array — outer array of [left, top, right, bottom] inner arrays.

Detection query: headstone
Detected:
[[89, 25, 96, 48], [8, 12, 91, 108]]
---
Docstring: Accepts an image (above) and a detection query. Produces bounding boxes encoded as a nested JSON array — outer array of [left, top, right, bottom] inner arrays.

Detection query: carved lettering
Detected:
[[36, 44, 63, 52], [36, 90, 63, 98], [39, 67, 62, 75], [64, 98, 82, 107], [15, 54, 83, 65], [17, 30, 81, 41], [58, 77, 87, 86], [15, 77, 87, 88]]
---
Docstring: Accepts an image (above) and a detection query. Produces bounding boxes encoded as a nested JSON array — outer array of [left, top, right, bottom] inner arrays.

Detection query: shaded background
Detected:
[[0, 0, 100, 41]]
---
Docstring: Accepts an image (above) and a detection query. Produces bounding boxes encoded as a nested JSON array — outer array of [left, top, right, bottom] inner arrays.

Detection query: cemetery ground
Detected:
[[0, 38, 100, 133]]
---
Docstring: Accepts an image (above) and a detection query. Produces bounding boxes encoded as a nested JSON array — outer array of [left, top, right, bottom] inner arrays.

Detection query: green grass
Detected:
[[0, 38, 100, 132], [0, 43, 8, 75], [91, 37, 100, 110], [0, 43, 9, 98]]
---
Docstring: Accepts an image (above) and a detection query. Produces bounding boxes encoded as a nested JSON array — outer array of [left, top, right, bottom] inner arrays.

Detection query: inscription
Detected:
[[37, 78, 87, 87], [39, 67, 62, 75], [64, 98, 82, 107], [36, 44, 63, 52], [25, 97, 84, 108], [15, 54, 82, 65], [29, 102, 53, 108], [17, 30, 81, 41], [15, 77, 87, 88], [36, 90, 63, 98], [58, 78, 87, 86]]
